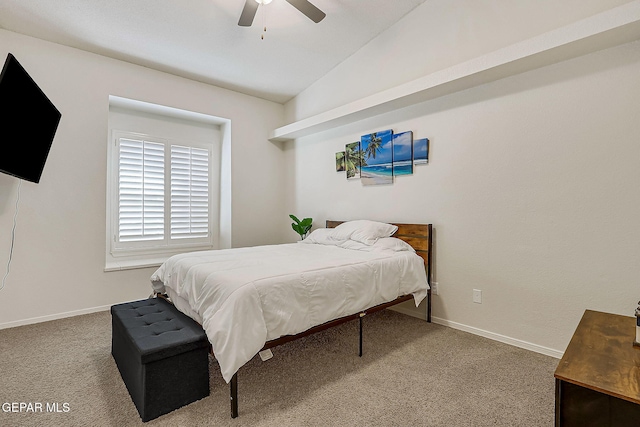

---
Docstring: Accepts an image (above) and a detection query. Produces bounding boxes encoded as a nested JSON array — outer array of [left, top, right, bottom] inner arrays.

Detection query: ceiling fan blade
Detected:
[[238, 0, 259, 27], [285, 0, 326, 23]]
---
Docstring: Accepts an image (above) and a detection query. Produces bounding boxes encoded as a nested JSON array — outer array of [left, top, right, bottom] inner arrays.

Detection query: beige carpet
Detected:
[[0, 309, 557, 426]]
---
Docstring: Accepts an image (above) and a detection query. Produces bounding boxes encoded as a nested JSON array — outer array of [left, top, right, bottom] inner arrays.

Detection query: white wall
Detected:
[[285, 0, 633, 122], [284, 2, 640, 354], [0, 29, 285, 328]]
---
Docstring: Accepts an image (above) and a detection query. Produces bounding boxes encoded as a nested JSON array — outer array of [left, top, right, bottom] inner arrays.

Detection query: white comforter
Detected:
[[150, 241, 428, 382]]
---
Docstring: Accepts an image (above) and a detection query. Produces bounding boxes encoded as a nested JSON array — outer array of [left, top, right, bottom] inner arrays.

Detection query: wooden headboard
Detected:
[[326, 220, 432, 284]]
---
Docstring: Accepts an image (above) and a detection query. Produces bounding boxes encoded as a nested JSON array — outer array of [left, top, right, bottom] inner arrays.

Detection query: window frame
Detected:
[[106, 129, 216, 269]]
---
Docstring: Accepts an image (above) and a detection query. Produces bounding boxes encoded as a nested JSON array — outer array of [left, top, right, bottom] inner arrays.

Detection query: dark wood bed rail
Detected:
[[262, 294, 415, 351]]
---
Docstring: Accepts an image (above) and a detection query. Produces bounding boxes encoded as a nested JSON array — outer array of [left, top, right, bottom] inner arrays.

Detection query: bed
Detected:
[[150, 220, 432, 417]]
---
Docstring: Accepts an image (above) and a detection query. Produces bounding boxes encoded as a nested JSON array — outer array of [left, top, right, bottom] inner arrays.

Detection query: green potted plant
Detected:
[[290, 214, 312, 240]]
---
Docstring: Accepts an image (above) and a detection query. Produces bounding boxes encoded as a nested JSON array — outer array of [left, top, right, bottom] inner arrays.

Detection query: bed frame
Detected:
[[227, 221, 432, 417], [157, 220, 433, 418]]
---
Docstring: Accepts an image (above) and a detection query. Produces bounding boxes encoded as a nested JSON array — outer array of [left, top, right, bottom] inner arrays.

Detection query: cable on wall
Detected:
[[1, 179, 22, 291]]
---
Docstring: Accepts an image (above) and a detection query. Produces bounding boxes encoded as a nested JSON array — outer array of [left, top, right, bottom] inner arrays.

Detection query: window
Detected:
[[169, 144, 210, 240], [106, 96, 229, 271], [107, 130, 216, 269], [117, 136, 166, 245]]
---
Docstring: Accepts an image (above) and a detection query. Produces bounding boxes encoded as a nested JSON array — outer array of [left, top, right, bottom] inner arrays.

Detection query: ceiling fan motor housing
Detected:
[[239, 0, 326, 27]]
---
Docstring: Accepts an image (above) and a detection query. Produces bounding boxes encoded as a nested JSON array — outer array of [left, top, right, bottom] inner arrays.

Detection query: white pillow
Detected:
[[337, 239, 371, 251], [370, 237, 416, 253], [299, 228, 344, 245], [336, 237, 415, 253], [332, 220, 398, 245]]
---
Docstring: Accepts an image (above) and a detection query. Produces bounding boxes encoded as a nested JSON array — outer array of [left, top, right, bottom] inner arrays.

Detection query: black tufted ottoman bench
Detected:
[[111, 298, 210, 422]]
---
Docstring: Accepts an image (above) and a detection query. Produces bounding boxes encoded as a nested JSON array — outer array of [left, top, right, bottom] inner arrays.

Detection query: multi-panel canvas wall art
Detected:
[[414, 138, 429, 164], [335, 151, 345, 172], [392, 131, 413, 176], [345, 142, 361, 180], [336, 129, 430, 185], [360, 129, 393, 186]]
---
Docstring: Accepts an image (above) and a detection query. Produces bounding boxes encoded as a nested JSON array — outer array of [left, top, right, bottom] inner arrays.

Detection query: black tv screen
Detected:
[[0, 53, 61, 183]]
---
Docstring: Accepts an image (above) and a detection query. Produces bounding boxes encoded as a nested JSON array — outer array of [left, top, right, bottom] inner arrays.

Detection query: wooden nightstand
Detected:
[[554, 310, 640, 426]]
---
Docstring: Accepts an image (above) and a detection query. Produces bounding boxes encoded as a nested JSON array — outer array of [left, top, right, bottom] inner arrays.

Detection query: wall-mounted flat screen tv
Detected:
[[0, 53, 61, 183]]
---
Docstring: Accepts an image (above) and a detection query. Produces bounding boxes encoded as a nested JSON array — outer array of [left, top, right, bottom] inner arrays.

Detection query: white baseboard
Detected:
[[0, 304, 113, 330], [1, 301, 564, 360], [390, 305, 563, 359], [431, 316, 563, 359]]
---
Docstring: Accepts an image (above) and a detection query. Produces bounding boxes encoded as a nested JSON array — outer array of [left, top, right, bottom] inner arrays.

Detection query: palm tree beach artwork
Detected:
[[393, 131, 413, 176], [360, 129, 394, 185], [335, 151, 345, 172], [345, 141, 362, 180], [414, 137, 429, 164]]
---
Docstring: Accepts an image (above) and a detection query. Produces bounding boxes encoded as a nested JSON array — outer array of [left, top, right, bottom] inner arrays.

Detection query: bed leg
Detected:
[[427, 288, 432, 323], [359, 314, 364, 357], [230, 373, 238, 418]]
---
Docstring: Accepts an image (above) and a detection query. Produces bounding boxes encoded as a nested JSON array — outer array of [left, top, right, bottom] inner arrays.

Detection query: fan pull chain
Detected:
[[261, 4, 267, 39]]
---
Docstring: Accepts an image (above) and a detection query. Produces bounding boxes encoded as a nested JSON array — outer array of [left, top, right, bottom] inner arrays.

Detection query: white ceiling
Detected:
[[0, 0, 427, 104]]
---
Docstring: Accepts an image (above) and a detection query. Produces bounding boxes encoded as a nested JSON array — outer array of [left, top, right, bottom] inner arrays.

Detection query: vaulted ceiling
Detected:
[[0, 0, 427, 103]]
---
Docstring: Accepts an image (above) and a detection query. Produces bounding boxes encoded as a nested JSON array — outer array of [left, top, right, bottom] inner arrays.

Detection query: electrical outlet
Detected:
[[473, 289, 482, 304], [431, 282, 439, 295]]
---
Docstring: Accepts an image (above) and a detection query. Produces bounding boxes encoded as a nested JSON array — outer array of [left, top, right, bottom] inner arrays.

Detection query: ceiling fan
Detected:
[[238, 0, 326, 27]]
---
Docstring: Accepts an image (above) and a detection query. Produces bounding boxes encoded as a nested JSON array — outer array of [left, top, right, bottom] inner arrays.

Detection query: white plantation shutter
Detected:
[[107, 111, 220, 271], [118, 138, 165, 242], [171, 145, 209, 239], [113, 132, 213, 254]]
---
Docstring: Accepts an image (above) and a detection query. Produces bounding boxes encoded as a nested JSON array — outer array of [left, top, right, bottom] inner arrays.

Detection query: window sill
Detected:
[[105, 244, 216, 272], [104, 257, 167, 272]]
